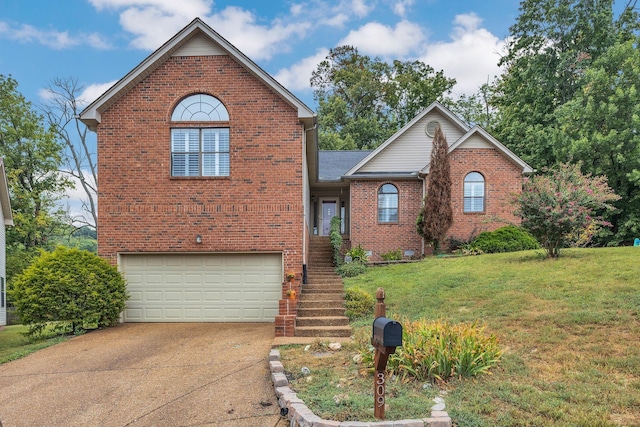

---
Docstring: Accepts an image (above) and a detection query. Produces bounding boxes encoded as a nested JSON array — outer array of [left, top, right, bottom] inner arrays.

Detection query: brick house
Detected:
[[315, 102, 534, 261], [80, 19, 532, 335]]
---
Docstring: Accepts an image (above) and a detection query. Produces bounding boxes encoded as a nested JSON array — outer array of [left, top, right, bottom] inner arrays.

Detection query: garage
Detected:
[[120, 253, 282, 322]]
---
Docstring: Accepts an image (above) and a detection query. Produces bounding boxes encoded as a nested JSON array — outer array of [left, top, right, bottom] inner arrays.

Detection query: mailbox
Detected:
[[372, 317, 402, 348]]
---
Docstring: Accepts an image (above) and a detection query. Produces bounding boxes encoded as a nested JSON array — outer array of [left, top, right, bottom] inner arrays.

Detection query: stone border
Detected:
[[269, 349, 452, 427]]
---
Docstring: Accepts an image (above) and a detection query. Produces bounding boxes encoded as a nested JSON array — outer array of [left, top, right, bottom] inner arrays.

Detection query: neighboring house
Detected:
[[0, 159, 14, 327], [312, 102, 534, 260], [80, 18, 532, 336]]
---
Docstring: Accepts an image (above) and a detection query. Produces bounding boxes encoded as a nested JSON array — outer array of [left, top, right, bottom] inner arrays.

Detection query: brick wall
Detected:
[[349, 148, 524, 259], [350, 179, 423, 261], [449, 148, 523, 243], [96, 55, 304, 273]]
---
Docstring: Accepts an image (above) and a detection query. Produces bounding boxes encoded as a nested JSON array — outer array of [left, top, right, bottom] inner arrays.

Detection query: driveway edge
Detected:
[[268, 349, 452, 427]]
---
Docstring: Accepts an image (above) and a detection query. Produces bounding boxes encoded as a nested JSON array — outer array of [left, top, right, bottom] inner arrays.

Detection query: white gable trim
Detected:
[[345, 102, 469, 176], [0, 159, 13, 226], [80, 18, 315, 131], [420, 125, 534, 174]]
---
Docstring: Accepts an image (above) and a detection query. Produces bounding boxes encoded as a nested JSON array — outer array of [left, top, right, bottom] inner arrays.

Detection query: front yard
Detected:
[[0, 325, 67, 364], [280, 247, 640, 426]]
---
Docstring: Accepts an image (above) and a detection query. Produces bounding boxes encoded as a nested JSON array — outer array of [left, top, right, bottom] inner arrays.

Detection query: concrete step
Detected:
[[295, 326, 352, 338], [301, 294, 344, 300], [296, 316, 350, 327], [296, 307, 347, 317], [298, 300, 345, 309], [300, 282, 344, 295]]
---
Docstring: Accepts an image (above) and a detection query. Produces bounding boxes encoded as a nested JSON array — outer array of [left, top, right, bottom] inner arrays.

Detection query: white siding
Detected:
[[359, 111, 465, 173], [457, 134, 493, 149], [172, 34, 227, 56]]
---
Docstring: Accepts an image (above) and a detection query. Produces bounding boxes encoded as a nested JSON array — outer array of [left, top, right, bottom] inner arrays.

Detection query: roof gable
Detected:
[[79, 18, 315, 131], [345, 102, 469, 176], [420, 125, 534, 174]]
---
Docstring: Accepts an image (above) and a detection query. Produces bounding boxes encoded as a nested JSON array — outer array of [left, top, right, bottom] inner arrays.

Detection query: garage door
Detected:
[[120, 253, 282, 322]]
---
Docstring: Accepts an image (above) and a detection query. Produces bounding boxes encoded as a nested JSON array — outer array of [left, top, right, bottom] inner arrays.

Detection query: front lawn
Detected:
[[280, 247, 640, 425], [0, 325, 67, 364]]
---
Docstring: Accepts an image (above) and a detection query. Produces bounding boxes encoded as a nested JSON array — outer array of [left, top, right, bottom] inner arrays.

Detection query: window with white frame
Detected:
[[464, 172, 485, 212], [378, 183, 398, 223], [171, 94, 229, 177]]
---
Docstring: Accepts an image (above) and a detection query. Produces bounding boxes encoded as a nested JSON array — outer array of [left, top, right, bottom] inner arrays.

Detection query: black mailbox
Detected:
[[372, 317, 402, 347]]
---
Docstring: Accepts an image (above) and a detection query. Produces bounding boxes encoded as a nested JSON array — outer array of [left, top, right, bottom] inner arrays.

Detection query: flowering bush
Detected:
[[514, 163, 620, 257]]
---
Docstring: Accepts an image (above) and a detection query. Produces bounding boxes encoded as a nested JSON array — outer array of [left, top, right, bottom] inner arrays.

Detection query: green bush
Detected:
[[345, 287, 374, 320], [336, 261, 368, 278], [346, 244, 368, 263], [357, 318, 503, 382], [10, 247, 128, 336], [330, 216, 343, 266], [381, 249, 402, 261], [471, 225, 539, 253]]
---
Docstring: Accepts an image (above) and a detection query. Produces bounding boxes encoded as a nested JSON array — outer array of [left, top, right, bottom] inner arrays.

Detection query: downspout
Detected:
[[303, 122, 318, 284]]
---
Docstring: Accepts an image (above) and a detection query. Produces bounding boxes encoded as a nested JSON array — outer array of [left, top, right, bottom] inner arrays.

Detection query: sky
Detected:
[[0, 0, 523, 224], [1, 0, 523, 107]]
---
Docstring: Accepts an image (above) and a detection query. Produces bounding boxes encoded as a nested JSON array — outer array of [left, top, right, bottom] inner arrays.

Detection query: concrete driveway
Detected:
[[0, 323, 284, 427]]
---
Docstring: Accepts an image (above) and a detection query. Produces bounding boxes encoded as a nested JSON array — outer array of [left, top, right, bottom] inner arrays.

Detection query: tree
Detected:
[[446, 82, 499, 130], [417, 126, 453, 252], [555, 37, 640, 244], [10, 247, 127, 336], [40, 77, 97, 229], [0, 75, 71, 249], [493, 0, 639, 169], [311, 46, 456, 150], [514, 163, 620, 258]]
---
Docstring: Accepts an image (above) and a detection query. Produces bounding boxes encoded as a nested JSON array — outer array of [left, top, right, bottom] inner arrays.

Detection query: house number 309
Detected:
[[376, 371, 385, 407]]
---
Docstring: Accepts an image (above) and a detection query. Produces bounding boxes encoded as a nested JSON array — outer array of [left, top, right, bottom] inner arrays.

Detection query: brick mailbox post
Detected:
[[371, 287, 403, 420]]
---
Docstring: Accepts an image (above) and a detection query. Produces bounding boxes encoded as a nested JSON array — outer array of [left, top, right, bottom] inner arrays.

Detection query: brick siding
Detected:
[[96, 55, 304, 272], [349, 148, 524, 259]]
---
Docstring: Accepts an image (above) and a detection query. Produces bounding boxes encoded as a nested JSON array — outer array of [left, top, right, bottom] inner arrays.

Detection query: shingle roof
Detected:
[[318, 150, 371, 181]]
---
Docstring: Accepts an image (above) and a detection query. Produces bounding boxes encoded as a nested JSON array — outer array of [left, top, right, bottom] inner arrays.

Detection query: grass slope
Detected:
[[282, 248, 640, 426], [0, 325, 67, 364]]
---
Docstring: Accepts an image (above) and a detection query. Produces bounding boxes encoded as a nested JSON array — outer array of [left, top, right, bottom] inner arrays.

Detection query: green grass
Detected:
[[0, 325, 68, 363], [279, 247, 640, 425]]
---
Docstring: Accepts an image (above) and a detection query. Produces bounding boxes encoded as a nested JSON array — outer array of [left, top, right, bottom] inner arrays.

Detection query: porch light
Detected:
[[195, 235, 202, 244]]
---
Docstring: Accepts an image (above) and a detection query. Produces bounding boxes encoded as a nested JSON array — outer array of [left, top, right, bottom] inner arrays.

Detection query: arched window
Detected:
[[378, 184, 398, 223], [171, 94, 229, 121], [464, 172, 485, 212], [170, 94, 229, 177]]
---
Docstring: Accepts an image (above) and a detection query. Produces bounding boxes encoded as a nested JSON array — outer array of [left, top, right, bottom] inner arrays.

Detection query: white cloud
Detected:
[[348, 0, 375, 17], [88, 0, 311, 60], [206, 7, 310, 61], [37, 80, 118, 107], [79, 81, 119, 105], [391, 0, 415, 18], [338, 20, 425, 58], [420, 13, 507, 96], [0, 21, 111, 50], [274, 48, 330, 93]]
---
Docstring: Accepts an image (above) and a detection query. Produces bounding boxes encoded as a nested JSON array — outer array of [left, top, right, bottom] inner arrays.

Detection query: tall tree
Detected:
[[311, 46, 456, 150], [417, 126, 453, 253], [446, 82, 498, 130], [0, 75, 70, 249], [493, 0, 639, 168], [555, 36, 640, 243], [40, 77, 97, 229]]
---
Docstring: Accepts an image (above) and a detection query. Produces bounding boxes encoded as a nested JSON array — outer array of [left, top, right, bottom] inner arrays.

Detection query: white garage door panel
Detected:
[[121, 253, 281, 322]]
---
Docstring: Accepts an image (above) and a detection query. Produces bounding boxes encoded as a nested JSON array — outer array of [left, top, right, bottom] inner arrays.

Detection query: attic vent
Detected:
[[425, 120, 440, 137]]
